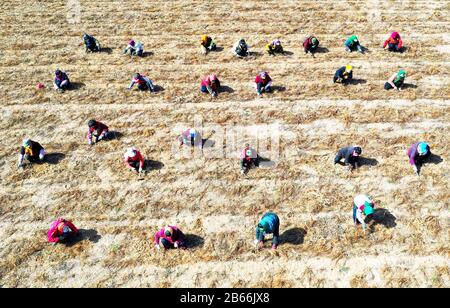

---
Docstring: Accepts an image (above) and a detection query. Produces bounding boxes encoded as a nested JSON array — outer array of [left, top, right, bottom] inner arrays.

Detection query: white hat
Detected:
[[126, 147, 137, 158]]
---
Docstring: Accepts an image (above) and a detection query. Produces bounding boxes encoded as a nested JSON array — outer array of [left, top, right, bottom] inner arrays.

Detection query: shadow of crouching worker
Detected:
[[424, 153, 443, 165], [99, 47, 113, 54], [218, 85, 234, 94], [345, 78, 367, 85], [105, 131, 123, 141], [45, 153, 66, 165], [67, 82, 86, 90], [184, 234, 205, 249], [417, 153, 443, 175], [370, 208, 397, 230], [143, 160, 164, 172], [64, 229, 102, 247], [257, 156, 276, 168], [280, 228, 307, 245], [314, 47, 329, 54], [358, 157, 378, 167]]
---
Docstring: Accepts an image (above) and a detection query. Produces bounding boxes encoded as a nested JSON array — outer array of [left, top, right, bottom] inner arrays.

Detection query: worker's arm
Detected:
[[388, 73, 397, 89], [356, 209, 366, 228], [124, 157, 134, 169], [128, 79, 135, 89], [87, 128, 93, 145], [137, 153, 144, 169]]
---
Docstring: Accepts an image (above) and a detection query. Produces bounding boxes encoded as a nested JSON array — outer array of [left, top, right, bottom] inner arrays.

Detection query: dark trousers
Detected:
[[333, 75, 351, 84], [353, 204, 359, 224], [416, 151, 431, 165], [129, 161, 142, 171], [384, 80, 404, 90], [305, 45, 317, 53], [137, 83, 148, 91], [388, 43, 401, 52], [160, 238, 186, 249], [59, 232, 76, 243], [334, 154, 358, 167], [86, 44, 99, 52]]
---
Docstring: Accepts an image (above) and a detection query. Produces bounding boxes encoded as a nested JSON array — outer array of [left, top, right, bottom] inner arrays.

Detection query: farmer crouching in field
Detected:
[[334, 146, 362, 171], [333, 65, 353, 84], [87, 119, 109, 146], [383, 32, 403, 52], [124, 39, 143, 56], [200, 74, 221, 97], [255, 212, 280, 250], [240, 144, 259, 175], [83, 33, 101, 52], [385, 70, 406, 91], [353, 194, 375, 230], [18, 139, 45, 168], [128, 73, 155, 92], [48, 218, 79, 244], [233, 39, 250, 57], [408, 141, 431, 175], [178, 128, 202, 148], [255, 71, 272, 96], [154, 226, 186, 250], [266, 39, 284, 56], [54, 70, 70, 92], [200, 35, 217, 54], [303, 35, 319, 55], [124, 147, 145, 173], [344, 35, 363, 53]]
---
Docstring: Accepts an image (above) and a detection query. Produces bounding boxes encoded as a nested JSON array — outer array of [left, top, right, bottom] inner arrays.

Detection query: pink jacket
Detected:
[[200, 75, 220, 91], [47, 218, 78, 243], [241, 147, 257, 160], [154, 226, 186, 245]]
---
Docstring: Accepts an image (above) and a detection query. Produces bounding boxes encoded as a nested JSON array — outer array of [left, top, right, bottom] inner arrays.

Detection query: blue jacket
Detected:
[[256, 212, 280, 245]]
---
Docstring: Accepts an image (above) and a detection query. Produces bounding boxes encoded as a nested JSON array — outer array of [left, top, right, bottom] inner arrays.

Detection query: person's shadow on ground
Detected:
[[185, 234, 205, 249], [64, 229, 102, 247], [144, 160, 164, 172], [280, 228, 307, 245], [370, 208, 397, 230], [417, 153, 443, 174], [45, 153, 66, 165]]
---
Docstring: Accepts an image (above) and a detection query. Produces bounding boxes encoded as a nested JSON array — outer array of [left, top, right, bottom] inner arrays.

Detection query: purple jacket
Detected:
[[154, 226, 186, 245], [407, 142, 430, 165]]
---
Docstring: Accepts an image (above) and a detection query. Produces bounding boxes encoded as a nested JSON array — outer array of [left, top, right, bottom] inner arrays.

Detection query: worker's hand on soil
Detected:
[[138, 167, 143, 173], [413, 165, 419, 174], [155, 244, 160, 250], [272, 244, 277, 250], [174, 242, 178, 248]]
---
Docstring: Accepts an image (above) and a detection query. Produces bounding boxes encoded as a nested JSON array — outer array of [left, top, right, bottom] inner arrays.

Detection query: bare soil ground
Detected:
[[0, 0, 449, 287]]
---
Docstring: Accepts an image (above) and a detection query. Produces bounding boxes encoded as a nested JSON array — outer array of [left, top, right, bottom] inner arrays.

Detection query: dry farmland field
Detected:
[[0, 0, 449, 288]]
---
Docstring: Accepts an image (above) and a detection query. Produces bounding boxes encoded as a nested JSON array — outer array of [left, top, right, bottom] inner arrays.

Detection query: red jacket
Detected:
[[124, 150, 145, 169], [383, 32, 403, 49], [47, 219, 78, 243], [303, 36, 318, 49], [200, 76, 220, 91], [255, 74, 271, 86], [87, 121, 109, 140]]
